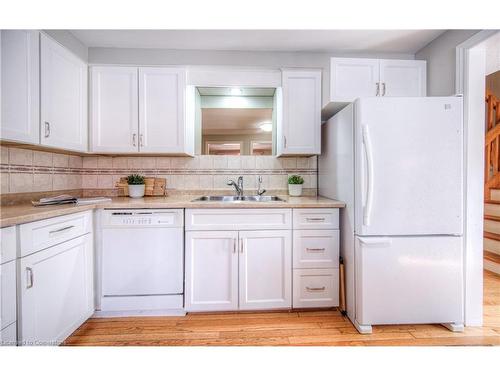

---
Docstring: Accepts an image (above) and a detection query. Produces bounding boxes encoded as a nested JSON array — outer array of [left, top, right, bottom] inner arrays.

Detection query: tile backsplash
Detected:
[[0, 146, 318, 198], [1, 146, 82, 195]]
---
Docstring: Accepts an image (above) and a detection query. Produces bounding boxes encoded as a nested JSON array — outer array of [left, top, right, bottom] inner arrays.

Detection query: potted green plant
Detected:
[[127, 174, 146, 198], [288, 175, 304, 197]]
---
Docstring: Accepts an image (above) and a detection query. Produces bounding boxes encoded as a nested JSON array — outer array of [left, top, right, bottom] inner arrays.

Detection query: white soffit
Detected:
[[70, 30, 445, 54]]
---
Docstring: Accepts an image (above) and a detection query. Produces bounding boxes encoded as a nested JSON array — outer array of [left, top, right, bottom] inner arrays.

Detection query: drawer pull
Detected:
[[306, 286, 326, 292], [26, 267, 34, 289], [49, 225, 75, 235], [306, 247, 326, 252], [306, 218, 325, 222]]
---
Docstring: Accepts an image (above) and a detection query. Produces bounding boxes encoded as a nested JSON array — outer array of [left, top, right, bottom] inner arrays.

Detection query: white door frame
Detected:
[[456, 30, 498, 326]]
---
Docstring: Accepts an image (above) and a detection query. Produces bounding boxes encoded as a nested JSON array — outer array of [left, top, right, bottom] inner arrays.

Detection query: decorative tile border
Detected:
[[0, 146, 318, 196]]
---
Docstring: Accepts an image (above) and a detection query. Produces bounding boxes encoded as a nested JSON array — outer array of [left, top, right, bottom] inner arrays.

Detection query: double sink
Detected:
[[192, 195, 285, 202]]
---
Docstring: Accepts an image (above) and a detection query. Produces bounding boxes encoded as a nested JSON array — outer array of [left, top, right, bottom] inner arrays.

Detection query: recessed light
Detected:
[[230, 87, 242, 96], [260, 123, 272, 132]]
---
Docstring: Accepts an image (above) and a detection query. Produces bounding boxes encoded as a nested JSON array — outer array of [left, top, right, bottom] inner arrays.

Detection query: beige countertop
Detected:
[[0, 195, 345, 227]]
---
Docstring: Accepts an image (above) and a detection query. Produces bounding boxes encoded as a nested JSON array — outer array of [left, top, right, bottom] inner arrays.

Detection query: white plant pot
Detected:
[[288, 184, 303, 197], [128, 184, 145, 198]]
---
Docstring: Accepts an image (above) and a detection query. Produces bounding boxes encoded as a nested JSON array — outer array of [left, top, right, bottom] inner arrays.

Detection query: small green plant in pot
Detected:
[[127, 174, 146, 198], [288, 175, 304, 197]]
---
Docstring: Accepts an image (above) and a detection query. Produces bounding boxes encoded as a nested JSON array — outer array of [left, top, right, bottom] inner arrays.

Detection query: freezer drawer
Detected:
[[355, 235, 463, 326]]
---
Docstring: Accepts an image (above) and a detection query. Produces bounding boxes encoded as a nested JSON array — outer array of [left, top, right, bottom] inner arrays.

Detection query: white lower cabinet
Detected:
[[293, 268, 339, 308], [18, 212, 94, 346], [185, 231, 239, 312], [239, 230, 291, 310], [185, 229, 292, 312], [1, 225, 17, 346], [185, 209, 293, 312], [292, 208, 340, 309], [19, 235, 93, 345]]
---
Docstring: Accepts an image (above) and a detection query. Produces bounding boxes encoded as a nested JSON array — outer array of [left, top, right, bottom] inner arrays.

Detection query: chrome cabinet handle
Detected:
[[44, 122, 50, 138], [283, 136, 287, 149], [306, 286, 325, 291], [49, 225, 75, 235], [233, 238, 237, 253], [139, 134, 144, 147], [306, 247, 326, 252], [376, 82, 380, 96], [306, 217, 325, 222], [132, 133, 137, 147], [381, 82, 386, 96], [26, 267, 34, 289], [240, 240, 244, 253]]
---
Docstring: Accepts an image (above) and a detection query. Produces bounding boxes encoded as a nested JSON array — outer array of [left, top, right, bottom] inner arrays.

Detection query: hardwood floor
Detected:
[[63, 271, 500, 346]]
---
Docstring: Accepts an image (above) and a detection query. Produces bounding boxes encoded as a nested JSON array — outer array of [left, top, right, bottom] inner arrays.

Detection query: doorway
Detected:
[[456, 30, 500, 327]]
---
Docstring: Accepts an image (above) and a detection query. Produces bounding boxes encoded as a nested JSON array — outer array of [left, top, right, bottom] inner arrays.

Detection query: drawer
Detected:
[[293, 230, 339, 269], [293, 209, 339, 230], [19, 211, 92, 257], [293, 268, 339, 308], [1, 226, 17, 264], [0, 322, 17, 346], [1, 260, 17, 330], [186, 209, 292, 231]]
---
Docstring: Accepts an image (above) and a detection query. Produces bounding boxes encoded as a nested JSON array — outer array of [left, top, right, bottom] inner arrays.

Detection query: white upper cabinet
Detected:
[[278, 69, 321, 156], [330, 58, 380, 99], [325, 57, 427, 119], [91, 66, 192, 154], [330, 57, 426, 100], [379, 59, 426, 97], [1, 30, 40, 144], [139, 67, 189, 153], [90, 66, 139, 153], [40, 34, 88, 152]]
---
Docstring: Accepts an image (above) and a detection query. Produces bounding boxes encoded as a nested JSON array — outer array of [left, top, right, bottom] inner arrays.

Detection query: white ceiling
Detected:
[[70, 30, 445, 53], [202, 108, 273, 135]]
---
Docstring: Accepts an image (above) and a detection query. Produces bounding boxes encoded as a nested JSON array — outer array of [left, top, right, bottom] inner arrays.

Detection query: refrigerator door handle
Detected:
[[362, 125, 374, 226], [358, 237, 392, 247]]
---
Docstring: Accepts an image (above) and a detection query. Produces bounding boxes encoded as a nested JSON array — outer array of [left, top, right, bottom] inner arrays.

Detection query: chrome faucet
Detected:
[[257, 176, 266, 196], [227, 176, 244, 197]]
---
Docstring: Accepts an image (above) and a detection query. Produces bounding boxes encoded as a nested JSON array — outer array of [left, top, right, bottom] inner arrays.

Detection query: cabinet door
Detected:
[[330, 57, 380, 100], [239, 230, 292, 310], [139, 67, 187, 153], [90, 66, 139, 153], [1, 30, 40, 144], [40, 34, 88, 152], [279, 69, 321, 155], [379, 59, 426, 97], [19, 234, 94, 345], [1, 260, 17, 331], [185, 231, 238, 312]]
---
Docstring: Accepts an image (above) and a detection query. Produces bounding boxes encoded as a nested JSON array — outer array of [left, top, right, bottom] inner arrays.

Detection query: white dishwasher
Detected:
[[99, 209, 184, 316]]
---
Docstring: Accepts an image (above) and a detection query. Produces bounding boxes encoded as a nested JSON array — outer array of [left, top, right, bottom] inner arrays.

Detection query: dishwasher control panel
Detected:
[[102, 209, 183, 228]]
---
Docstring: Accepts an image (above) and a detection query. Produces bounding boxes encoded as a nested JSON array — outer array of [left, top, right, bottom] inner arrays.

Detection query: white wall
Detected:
[[415, 30, 480, 96], [43, 30, 88, 62], [88, 47, 415, 107]]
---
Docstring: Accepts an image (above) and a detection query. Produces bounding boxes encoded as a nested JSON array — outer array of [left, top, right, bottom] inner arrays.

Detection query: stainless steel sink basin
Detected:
[[192, 195, 285, 202]]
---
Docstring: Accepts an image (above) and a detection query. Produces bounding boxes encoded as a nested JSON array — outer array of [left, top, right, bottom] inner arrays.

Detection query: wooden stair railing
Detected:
[[485, 89, 500, 200]]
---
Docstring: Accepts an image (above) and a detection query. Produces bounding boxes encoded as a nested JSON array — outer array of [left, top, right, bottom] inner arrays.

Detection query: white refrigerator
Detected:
[[319, 97, 464, 334]]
